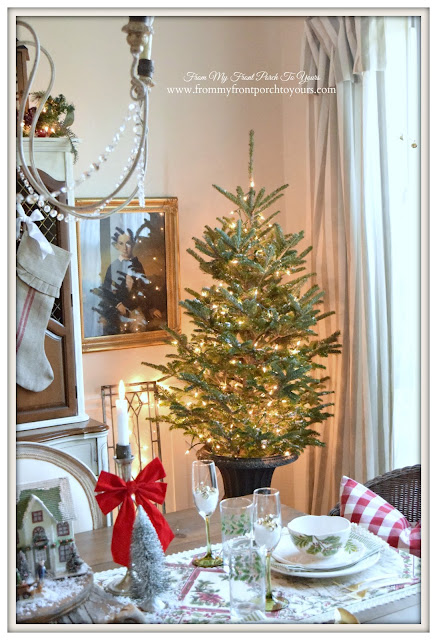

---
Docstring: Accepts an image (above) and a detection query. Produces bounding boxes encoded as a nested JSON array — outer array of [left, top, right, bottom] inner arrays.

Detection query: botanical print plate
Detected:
[[273, 533, 366, 570], [271, 524, 384, 578], [271, 549, 380, 579]]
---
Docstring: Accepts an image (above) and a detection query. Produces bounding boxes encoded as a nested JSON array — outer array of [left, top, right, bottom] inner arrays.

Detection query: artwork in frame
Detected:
[[76, 198, 180, 352]]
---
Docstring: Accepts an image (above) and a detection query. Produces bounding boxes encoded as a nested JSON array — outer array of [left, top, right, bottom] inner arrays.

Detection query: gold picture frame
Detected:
[[76, 197, 180, 352]]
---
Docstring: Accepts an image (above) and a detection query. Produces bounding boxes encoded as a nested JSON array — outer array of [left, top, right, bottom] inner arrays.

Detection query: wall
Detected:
[[18, 14, 310, 512]]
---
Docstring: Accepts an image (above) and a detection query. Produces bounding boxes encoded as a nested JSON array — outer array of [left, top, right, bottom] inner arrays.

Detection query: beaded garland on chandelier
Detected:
[[17, 102, 144, 223], [16, 16, 155, 223]]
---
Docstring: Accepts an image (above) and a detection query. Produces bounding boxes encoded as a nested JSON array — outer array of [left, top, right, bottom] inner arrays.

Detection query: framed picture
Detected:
[[76, 197, 180, 352]]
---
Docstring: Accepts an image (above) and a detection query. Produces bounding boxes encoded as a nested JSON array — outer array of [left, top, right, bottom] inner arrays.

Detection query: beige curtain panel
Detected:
[[285, 17, 393, 516]]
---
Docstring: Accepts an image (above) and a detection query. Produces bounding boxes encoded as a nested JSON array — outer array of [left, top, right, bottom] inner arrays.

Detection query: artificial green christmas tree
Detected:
[[145, 131, 340, 467]]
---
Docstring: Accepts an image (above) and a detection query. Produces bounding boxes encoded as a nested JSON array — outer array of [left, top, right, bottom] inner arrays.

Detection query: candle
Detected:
[[139, 17, 154, 60], [116, 380, 129, 446], [193, 485, 219, 517], [145, 32, 153, 59], [253, 515, 281, 550], [146, 17, 154, 58]]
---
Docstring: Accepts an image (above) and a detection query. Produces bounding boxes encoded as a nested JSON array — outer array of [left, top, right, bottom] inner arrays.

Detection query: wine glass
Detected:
[[192, 460, 223, 567], [253, 487, 288, 612]]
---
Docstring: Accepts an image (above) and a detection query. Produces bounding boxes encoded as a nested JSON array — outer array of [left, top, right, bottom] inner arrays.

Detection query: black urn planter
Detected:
[[198, 451, 298, 498]]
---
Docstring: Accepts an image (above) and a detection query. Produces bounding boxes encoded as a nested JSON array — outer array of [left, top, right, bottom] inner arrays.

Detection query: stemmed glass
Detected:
[[253, 487, 289, 612], [192, 460, 223, 567]]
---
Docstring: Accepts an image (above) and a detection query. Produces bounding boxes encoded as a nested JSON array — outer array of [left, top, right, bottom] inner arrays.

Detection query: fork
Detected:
[[334, 573, 399, 591], [334, 607, 360, 624], [334, 575, 418, 599]]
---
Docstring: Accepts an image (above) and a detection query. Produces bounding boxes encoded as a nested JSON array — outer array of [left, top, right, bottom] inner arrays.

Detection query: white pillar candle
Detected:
[[116, 380, 129, 446], [146, 17, 154, 58], [145, 32, 153, 58]]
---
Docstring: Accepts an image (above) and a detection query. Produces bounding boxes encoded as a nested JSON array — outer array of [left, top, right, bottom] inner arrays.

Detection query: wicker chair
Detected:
[[329, 464, 421, 524]]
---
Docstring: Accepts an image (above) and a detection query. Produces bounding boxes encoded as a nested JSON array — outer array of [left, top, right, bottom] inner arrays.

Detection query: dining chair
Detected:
[[329, 464, 421, 523], [16, 441, 106, 532]]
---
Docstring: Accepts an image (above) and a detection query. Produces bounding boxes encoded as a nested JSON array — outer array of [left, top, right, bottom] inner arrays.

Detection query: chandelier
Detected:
[[16, 16, 155, 222]]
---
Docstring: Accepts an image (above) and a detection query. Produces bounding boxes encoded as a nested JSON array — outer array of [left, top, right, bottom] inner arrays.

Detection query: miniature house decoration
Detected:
[[16, 477, 79, 578]]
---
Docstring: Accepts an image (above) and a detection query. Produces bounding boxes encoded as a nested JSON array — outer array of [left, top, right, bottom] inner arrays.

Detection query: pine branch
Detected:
[[143, 131, 341, 457]]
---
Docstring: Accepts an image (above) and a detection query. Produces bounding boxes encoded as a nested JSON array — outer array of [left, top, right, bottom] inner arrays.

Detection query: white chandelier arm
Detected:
[[18, 79, 147, 217], [130, 56, 147, 102], [16, 20, 152, 220], [17, 37, 146, 215]]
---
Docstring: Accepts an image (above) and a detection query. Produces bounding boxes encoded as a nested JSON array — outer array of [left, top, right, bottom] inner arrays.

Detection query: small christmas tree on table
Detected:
[[66, 544, 84, 574], [17, 550, 30, 584], [130, 506, 168, 611], [145, 131, 340, 460]]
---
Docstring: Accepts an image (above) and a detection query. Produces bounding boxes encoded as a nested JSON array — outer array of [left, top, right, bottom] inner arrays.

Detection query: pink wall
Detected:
[[20, 14, 310, 512]]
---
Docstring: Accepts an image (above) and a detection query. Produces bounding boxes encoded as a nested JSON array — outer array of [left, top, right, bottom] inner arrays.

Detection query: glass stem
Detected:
[[205, 515, 212, 557], [266, 551, 273, 599]]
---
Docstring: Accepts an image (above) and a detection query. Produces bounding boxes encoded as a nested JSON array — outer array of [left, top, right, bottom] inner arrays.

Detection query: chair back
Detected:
[[329, 464, 421, 523], [17, 441, 105, 532]]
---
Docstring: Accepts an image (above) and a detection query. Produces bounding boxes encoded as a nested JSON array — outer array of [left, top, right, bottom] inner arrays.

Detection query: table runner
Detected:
[[94, 527, 420, 624]]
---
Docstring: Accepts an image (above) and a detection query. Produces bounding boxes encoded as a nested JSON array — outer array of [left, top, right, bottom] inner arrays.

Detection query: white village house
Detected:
[[17, 477, 77, 578]]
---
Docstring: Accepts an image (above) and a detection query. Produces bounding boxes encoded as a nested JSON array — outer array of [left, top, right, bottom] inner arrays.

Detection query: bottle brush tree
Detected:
[[144, 131, 341, 459], [130, 506, 168, 609]]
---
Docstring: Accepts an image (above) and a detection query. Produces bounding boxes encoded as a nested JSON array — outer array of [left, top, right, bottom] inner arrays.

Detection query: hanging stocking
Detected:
[[16, 232, 71, 392]]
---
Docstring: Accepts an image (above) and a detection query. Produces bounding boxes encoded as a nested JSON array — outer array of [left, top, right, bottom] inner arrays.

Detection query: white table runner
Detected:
[[94, 526, 420, 625]]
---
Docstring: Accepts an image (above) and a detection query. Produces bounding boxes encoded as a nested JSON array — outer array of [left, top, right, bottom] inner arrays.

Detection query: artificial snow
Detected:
[[16, 574, 88, 615]]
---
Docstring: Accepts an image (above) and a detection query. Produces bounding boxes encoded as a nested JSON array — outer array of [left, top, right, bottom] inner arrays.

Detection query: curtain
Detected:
[[293, 16, 393, 514]]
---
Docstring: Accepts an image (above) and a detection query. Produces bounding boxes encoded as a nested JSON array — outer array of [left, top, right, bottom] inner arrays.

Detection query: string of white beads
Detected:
[[17, 101, 144, 222]]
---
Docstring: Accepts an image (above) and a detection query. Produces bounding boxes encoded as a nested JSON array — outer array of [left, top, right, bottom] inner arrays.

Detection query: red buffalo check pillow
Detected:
[[340, 476, 421, 557]]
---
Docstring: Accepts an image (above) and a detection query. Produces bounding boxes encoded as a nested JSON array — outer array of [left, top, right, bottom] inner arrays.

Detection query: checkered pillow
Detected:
[[339, 476, 421, 557]]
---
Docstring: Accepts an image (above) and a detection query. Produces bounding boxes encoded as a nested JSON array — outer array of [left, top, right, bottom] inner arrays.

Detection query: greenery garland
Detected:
[[21, 92, 78, 162]]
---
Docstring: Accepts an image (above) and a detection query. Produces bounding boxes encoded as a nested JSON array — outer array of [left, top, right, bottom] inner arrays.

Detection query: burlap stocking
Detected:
[[16, 232, 71, 392]]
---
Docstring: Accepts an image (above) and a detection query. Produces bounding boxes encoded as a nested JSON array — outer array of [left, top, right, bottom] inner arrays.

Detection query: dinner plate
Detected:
[[273, 535, 366, 570], [271, 549, 380, 579], [271, 525, 383, 578]]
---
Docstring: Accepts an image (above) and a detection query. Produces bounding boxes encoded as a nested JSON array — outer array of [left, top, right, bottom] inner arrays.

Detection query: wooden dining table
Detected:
[[74, 501, 422, 626], [76, 501, 302, 573]]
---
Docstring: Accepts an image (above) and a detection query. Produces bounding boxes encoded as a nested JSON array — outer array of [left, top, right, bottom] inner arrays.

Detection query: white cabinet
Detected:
[[16, 139, 109, 475], [17, 419, 109, 476]]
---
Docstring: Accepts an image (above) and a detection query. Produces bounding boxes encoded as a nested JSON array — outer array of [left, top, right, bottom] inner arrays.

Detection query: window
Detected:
[[384, 17, 421, 467], [57, 522, 70, 537], [32, 526, 47, 545], [59, 544, 72, 563], [32, 510, 43, 523]]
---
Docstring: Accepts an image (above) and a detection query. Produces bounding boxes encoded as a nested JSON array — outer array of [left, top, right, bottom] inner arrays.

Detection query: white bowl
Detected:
[[287, 515, 351, 558]]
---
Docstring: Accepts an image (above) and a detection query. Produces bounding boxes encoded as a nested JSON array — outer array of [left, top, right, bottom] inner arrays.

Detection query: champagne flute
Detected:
[[192, 460, 223, 567], [253, 487, 288, 612]]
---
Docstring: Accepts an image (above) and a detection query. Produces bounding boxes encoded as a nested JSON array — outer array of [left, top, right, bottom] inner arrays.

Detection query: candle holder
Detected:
[[106, 444, 134, 596], [115, 444, 135, 479], [101, 381, 164, 505]]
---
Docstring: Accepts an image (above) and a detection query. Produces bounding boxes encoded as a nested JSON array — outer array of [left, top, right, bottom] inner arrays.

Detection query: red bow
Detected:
[[94, 457, 174, 567]]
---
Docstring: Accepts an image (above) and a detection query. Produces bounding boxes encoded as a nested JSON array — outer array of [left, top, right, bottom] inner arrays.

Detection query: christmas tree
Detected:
[[130, 506, 168, 609], [16, 550, 30, 583], [145, 131, 341, 458], [66, 544, 84, 574]]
